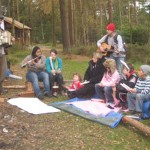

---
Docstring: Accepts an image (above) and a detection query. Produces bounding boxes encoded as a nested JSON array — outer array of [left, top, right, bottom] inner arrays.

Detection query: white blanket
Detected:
[[67, 99, 121, 117], [8, 97, 60, 114]]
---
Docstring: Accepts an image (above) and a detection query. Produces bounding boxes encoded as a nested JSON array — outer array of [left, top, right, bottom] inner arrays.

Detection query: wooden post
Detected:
[[25, 81, 34, 92], [17, 91, 35, 97], [0, 97, 5, 103], [17, 81, 35, 97]]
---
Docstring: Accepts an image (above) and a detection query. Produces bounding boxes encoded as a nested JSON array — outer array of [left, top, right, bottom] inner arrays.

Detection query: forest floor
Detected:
[[0, 47, 150, 150]]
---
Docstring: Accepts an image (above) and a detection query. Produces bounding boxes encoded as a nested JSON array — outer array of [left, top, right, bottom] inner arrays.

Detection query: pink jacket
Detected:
[[100, 70, 120, 87]]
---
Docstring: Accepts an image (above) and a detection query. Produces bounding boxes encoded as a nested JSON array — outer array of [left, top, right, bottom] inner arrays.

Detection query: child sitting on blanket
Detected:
[[66, 73, 83, 91], [95, 59, 120, 105], [63, 73, 83, 96], [114, 61, 138, 109]]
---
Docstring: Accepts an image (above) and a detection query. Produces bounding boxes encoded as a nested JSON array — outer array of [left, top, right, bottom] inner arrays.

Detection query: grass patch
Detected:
[[63, 59, 88, 80]]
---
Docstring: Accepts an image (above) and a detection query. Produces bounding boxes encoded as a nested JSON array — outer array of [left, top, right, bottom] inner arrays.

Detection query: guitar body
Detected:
[[100, 42, 114, 56], [97, 42, 126, 56]]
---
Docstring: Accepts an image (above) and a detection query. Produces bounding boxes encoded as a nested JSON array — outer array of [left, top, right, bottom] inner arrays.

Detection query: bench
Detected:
[[17, 80, 73, 97]]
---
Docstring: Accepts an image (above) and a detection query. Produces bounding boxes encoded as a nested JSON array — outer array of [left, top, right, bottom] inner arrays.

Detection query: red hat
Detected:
[[106, 23, 115, 32]]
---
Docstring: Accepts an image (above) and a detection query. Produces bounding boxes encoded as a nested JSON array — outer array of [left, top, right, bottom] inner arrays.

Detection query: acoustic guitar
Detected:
[[97, 42, 126, 56]]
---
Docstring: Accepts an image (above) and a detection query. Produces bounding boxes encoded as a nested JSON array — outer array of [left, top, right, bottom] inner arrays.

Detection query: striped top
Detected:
[[135, 76, 150, 94]]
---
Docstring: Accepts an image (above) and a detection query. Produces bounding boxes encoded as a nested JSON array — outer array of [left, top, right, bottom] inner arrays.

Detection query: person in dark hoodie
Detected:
[[68, 52, 106, 99], [20, 46, 52, 100]]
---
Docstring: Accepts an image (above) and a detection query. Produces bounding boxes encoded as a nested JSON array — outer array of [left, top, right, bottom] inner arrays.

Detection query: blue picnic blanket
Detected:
[[50, 98, 124, 128]]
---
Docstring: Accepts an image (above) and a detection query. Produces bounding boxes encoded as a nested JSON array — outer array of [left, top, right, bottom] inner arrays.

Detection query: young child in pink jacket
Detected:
[[95, 59, 120, 104]]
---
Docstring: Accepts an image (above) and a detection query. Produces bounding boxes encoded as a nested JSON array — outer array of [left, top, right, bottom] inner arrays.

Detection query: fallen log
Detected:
[[122, 116, 150, 138], [3, 85, 26, 89]]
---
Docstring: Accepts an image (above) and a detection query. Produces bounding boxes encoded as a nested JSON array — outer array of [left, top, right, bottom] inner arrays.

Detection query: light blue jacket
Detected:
[[45, 57, 62, 73]]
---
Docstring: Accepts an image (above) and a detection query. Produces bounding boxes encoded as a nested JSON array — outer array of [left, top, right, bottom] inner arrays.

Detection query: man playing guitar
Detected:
[[97, 23, 126, 78]]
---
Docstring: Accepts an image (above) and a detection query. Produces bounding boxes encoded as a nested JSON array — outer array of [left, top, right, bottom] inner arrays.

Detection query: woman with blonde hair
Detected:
[[95, 59, 120, 104]]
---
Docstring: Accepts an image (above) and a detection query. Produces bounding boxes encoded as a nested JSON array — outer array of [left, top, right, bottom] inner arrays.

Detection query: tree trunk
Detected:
[[108, 0, 113, 23], [103, 3, 109, 24], [59, 0, 71, 53], [80, 0, 85, 45], [133, 0, 138, 25], [73, 0, 78, 46], [52, 0, 56, 46], [128, 1, 132, 44], [7, 0, 11, 17], [128, 1, 131, 24], [99, 0, 103, 37], [118, 0, 122, 31], [0, 0, 2, 15], [12, 0, 15, 36], [16, 0, 20, 21], [68, 0, 74, 46], [41, 21, 44, 40], [79, 0, 86, 45]]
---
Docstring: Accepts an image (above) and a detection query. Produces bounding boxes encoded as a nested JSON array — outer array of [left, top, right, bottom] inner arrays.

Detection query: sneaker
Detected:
[[61, 91, 67, 96], [122, 108, 129, 113], [140, 114, 150, 120], [37, 94, 44, 100], [44, 92, 52, 98], [53, 92, 58, 97]]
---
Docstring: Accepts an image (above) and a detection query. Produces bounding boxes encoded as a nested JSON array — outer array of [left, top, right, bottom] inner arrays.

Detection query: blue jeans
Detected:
[[26, 71, 50, 97], [127, 92, 150, 112], [95, 84, 114, 103], [142, 101, 150, 118], [110, 56, 125, 78]]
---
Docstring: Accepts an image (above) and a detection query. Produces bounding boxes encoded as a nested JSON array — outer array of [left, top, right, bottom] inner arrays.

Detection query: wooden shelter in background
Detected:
[[4, 16, 31, 46]]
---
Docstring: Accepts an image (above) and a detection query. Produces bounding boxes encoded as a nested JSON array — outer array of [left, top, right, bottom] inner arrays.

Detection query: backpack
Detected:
[[105, 33, 127, 51]]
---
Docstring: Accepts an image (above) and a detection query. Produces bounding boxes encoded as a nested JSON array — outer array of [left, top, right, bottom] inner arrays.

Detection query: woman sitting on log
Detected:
[[20, 46, 52, 100]]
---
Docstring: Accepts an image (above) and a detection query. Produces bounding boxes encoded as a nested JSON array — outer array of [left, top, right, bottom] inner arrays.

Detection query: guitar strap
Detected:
[[104, 33, 118, 45], [104, 34, 109, 44], [106, 33, 120, 51]]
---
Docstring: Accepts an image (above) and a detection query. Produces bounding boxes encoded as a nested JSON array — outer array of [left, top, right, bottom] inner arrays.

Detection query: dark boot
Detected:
[[67, 91, 76, 99]]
